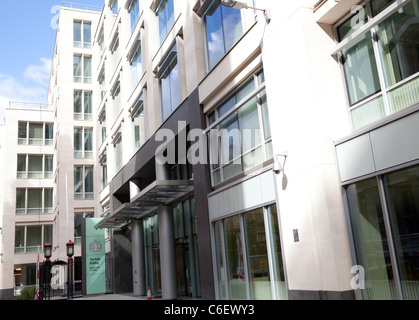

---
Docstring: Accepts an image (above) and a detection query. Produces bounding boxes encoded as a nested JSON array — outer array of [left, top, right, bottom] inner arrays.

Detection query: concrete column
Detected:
[[158, 205, 177, 299], [131, 219, 146, 296], [155, 160, 177, 299], [130, 180, 141, 201]]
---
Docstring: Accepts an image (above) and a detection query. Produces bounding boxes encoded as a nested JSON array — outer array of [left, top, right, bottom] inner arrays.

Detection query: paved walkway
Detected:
[[74, 292, 157, 300]]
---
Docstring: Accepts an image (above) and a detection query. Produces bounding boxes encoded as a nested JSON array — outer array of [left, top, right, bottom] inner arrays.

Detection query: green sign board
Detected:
[[85, 218, 106, 295]]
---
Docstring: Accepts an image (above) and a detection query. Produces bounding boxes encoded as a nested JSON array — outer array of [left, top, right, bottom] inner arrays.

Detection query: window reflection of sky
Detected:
[[205, 2, 243, 70]]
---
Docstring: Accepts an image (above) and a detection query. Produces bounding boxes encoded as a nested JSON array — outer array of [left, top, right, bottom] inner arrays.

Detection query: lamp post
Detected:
[[43, 243, 52, 300], [221, 0, 271, 23], [66, 241, 75, 300]]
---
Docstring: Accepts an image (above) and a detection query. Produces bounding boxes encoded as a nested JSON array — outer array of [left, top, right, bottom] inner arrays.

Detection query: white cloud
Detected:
[[24, 58, 52, 87], [0, 58, 51, 123]]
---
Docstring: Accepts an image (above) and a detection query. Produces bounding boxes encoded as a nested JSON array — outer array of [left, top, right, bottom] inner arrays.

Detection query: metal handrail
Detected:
[[61, 2, 103, 12]]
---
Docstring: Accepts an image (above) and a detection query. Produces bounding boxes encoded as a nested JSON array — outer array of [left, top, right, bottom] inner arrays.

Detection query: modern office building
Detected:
[[0, 0, 418, 300], [0, 103, 55, 299]]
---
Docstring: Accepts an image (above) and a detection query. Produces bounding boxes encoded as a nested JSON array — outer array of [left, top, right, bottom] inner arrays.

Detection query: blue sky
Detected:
[[0, 0, 104, 122]]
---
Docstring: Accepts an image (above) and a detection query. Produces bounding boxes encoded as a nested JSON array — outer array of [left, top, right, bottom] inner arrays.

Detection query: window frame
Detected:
[[333, 0, 419, 130], [18, 122, 54, 146], [74, 127, 94, 159], [15, 188, 53, 215], [74, 165, 94, 200], [17, 154, 53, 179], [73, 20, 92, 49], [205, 69, 273, 186], [74, 90, 93, 121], [73, 55, 92, 83], [14, 225, 53, 254]]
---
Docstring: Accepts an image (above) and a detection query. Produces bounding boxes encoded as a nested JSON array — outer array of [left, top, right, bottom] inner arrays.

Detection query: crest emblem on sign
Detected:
[[89, 240, 102, 252]]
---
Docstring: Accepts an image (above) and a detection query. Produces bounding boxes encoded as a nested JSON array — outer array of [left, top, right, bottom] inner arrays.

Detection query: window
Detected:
[[346, 164, 419, 300], [155, 0, 175, 44], [113, 131, 123, 173], [74, 166, 94, 199], [110, 0, 118, 15], [130, 40, 143, 90], [110, 33, 120, 72], [207, 69, 273, 185], [99, 151, 108, 189], [214, 204, 286, 300], [158, 44, 180, 121], [17, 154, 53, 179], [98, 106, 107, 145], [99, 66, 106, 102], [16, 188, 53, 215], [73, 55, 92, 83], [111, 80, 121, 121], [336, 0, 419, 130], [131, 94, 145, 151], [203, 0, 244, 70], [74, 91, 92, 120], [74, 127, 93, 158], [15, 225, 52, 254], [18, 122, 53, 146], [74, 211, 94, 244], [74, 21, 91, 48], [129, 0, 141, 34]]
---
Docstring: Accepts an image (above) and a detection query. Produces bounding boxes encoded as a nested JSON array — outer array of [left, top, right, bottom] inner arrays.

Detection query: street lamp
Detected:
[[66, 241, 75, 300], [43, 243, 52, 300], [221, 0, 271, 23], [44, 243, 52, 260], [66, 241, 75, 257]]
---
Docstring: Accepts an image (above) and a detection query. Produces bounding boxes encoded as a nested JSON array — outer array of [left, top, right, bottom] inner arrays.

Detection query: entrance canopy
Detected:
[[95, 180, 194, 229]]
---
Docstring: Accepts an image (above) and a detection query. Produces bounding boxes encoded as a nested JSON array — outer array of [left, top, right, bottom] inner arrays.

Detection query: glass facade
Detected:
[[214, 204, 286, 300], [207, 69, 273, 185], [14, 225, 52, 254], [143, 198, 201, 298], [336, 0, 419, 130], [160, 44, 180, 122], [156, 0, 175, 45], [203, 0, 244, 70], [346, 164, 419, 300]]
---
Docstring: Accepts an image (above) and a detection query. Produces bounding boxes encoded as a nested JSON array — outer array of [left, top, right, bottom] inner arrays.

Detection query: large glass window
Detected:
[[74, 21, 91, 48], [17, 154, 53, 179], [74, 55, 92, 83], [74, 91, 92, 120], [159, 44, 180, 121], [336, 0, 419, 130], [346, 164, 419, 300], [130, 41, 143, 90], [74, 166, 94, 199], [14, 225, 52, 254], [144, 215, 161, 295], [74, 127, 93, 158], [384, 166, 419, 300], [113, 132, 123, 173], [17, 122, 53, 146], [203, 0, 244, 70], [15, 188, 53, 215], [172, 199, 201, 298], [129, 0, 140, 34], [347, 178, 396, 300], [214, 204, 285, 300], [131, 97, 145, 151], [156, 0, 175, 44], [207, 69, 273, 185]]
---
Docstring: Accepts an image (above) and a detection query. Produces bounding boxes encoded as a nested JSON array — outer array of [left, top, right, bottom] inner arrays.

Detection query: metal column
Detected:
[[156, 161, 177, 299], [131, 219, 146, 296]]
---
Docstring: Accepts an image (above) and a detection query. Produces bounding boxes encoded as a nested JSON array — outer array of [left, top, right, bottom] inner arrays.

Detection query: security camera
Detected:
[[273, 160, 283, 174]]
